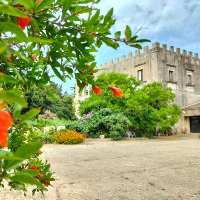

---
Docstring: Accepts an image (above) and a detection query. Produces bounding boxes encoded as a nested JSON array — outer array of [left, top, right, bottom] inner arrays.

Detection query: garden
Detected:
[[0, 0, 150, 196], [0, 0, 183, 198]]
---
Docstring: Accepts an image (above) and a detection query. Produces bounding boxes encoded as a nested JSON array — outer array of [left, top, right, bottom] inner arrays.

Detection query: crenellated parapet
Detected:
[[97, 42, 200, 71]]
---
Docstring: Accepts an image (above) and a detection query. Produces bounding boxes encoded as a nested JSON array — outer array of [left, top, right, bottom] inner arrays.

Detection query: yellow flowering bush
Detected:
[[53, 130, 85, 144]]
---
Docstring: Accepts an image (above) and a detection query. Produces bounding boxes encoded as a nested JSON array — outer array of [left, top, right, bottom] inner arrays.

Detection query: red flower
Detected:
[[0, 103, 13, 148], [1, 71, 4, 75], [92, 86, 102, 95], [6, 56, 12, 62], [36, 0, 43, 6], [16, 16, 30, 30], [32, 55, 37, 60], [110, 87, 123, 97], [37, 150, 42, 153], [38, 174, 43, 177], [30, 165, 38, 170], [45, 180, 50, 186]]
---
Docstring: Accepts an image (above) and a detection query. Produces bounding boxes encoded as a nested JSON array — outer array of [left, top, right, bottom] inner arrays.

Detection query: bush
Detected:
[[65, 108, 131, 140], [53, 130, 85, 144], [104, 113, 131, 140]]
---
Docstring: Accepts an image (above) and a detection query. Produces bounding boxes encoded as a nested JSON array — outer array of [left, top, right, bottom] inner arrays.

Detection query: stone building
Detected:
[[75, 42, 200, 133]]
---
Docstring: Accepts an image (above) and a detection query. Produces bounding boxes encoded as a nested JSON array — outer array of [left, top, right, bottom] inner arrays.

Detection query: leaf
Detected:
[[55, 0, 64, 6], [134, 39, 151, 43], [128, 35, 138, 43], [0, 90, 27, 107], [15, 170, 39, 176], [129, 44, 142, 49], [125, 25, 131, 40], [0, 4, 27, 17], [5, 142, 43, 171], [36, 0, 55, 11], [101, 38, 117, 49], [125, 88, 130, 94], [14, 0, 34, 8], [0, 23, 27, 42], [89, 10, 100, 26], [51, 66, 65, 82], [26, 37, 53, 44], [62, 0, 73, 19], [103, 8, 113, 24], [9, 174, 44, 189], [115, 31, 121, 40], [21, 108, 41, 122], [0, 41, 7, 54], [0, 74, 18, 83], [45, 92, 58, 101]]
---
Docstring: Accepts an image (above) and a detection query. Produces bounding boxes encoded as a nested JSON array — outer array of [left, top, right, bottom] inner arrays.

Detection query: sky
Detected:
[[53, 0, 200, 95]]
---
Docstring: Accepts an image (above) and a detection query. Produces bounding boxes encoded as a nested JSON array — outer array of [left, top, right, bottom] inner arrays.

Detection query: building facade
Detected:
[[75, 42, 200, 133]]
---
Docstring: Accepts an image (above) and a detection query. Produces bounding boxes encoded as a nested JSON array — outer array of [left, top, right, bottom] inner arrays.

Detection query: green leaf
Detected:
[[62, 0, 73, 19], [115, 31, 121, 40], [14, 0, 34, 8], [46, 91, 58, 101], [36, 0, 55, 11], [51, 66, 65, 82], [103, 8, 113, 24], [89, 10, 100, 26], [9, 174, 44, 189], [0, 74, 18, 83], [134, 39, 151, 43], [26, 37, 53, 44], [55, 0, 64, 6], [129, 44, 142, 49], [15, 170, 39, 176], [5, 142, 43, 171], [0, 90, 27, 107], [0, 150, 23, 161], [0, 23, 27, 42], [128, 35, 138, 43], [0, 41, 7, 54], [125, 25, 131, 40], [101, 38, 117, 49], [21, 108, 41, 122], [0, 4, 27, 17]]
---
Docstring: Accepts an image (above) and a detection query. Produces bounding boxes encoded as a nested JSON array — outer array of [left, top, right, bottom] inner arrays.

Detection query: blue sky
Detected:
[[52, 0, 200, 95]]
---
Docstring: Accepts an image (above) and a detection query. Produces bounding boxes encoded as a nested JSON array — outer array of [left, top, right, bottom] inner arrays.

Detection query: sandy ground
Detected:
[[1, 134, 200, 200]]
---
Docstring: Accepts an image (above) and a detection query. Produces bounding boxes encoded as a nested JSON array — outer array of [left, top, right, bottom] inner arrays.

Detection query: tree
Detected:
[[0, 0, 150, 193], [79, 72, 141, 115], [79, 73, 182, 138]]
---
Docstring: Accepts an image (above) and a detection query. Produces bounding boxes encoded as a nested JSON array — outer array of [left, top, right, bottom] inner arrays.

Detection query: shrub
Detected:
[[104, 113, 131, 140], [65, 108, 131, 140], [53, 130, 85, 144]]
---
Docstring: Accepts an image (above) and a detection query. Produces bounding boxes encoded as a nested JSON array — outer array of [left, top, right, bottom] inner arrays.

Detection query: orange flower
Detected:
[[16, 16, 30, 30], [92, 86, 102, 95], [32, 55, 37, 60], [37, 150, 42, 153], [110, 87, 123, 97], [1, 71, 4, 75], [6, 56, 12, 62], [30, 165, 37, 170], [45, 180, 50, 186], [0, 103, 12, 148], [38, 174, 43, 177]]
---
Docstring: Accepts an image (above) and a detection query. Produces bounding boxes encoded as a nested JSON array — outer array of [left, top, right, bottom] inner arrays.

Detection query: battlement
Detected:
[[98, 42, 199, 69]]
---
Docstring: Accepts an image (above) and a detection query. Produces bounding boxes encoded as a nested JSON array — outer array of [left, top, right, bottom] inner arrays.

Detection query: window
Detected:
[[138, 69, 143, 81], [187, 74, 192, 85], [169, 70, 174, 82]]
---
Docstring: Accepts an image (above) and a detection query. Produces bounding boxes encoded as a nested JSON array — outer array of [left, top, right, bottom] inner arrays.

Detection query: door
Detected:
[[190, 116, 200, 133]]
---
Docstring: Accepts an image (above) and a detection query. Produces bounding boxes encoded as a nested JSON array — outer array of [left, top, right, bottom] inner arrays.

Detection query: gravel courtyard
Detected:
[[1, 134, 200, 200]]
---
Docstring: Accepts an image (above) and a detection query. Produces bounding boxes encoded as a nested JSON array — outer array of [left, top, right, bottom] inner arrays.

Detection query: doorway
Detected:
[[190, 116, 200, 133]]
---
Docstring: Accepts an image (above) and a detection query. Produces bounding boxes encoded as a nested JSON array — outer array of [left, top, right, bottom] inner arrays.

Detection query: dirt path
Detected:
[[1, 134, 200, 200]]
